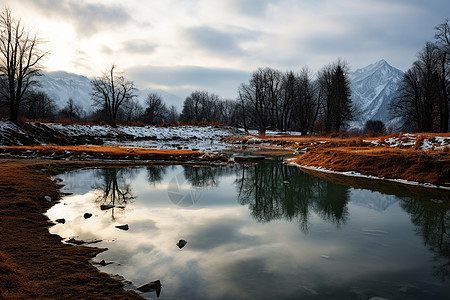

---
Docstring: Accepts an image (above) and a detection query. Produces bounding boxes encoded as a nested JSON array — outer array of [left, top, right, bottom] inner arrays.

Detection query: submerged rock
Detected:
[[176, 239, 187, 249], [98, 259, 113, 266], [100, 204, 115, 210], [83, 213, 93, 219], [115, 224, 129, 231], [137, 280, 162, 297], [55, 218, 65, 224]]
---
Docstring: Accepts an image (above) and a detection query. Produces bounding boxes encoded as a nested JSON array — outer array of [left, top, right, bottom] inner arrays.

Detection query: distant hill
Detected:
[[35, 71, 183, 113], [349, 59, 404, 130]]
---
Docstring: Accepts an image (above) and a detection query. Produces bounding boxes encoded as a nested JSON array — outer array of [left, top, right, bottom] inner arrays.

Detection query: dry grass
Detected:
[[0, 145, 207, 162], [0, 159, 143, 299], [293, 146, 450, 186], [231, 133, 450, 187]]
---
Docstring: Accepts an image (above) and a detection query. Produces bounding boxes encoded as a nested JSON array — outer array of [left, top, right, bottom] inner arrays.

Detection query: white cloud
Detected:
[[1, 0, 448, 97]]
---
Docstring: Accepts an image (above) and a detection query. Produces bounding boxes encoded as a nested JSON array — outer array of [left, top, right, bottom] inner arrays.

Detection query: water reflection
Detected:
[[49, 162, 450, 299], [236, 162, 349, 232], [93, 168, 136, 220], [401, 197, 450, 281]]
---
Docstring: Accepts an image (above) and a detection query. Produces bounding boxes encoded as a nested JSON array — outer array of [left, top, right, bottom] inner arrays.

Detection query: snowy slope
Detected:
[[36, 71, 93, 112], [35, 71, 183, 113], [349, 60, 404, 129]]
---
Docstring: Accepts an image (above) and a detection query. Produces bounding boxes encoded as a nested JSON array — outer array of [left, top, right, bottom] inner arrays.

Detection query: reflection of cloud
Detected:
[[127, 219, 159, 232], [22, 0, 133, 37], [186, 217, 259, 250]]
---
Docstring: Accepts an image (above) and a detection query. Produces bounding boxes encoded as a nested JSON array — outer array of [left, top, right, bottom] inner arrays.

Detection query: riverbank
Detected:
[[0, 159, 151, 299], [228, 133, 450, 188]]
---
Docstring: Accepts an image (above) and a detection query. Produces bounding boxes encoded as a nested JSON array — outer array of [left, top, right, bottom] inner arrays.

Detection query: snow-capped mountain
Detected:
[[35, 71, 182, 113], [349, 59, 404, 129], [35, 61, 404, 129], [36, 71, 94, 112]]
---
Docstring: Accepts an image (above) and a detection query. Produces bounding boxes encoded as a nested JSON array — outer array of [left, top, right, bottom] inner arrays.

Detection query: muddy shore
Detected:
[[0, 159, 157, 299]]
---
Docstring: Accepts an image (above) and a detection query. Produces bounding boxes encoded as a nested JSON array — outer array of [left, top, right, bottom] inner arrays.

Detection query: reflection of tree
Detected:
[[93, 168, 136, 220], [183, 166, 234, 190], [236, 162, 349, 232], [146, 166, 167, 185], [401, 198, 450, 281]]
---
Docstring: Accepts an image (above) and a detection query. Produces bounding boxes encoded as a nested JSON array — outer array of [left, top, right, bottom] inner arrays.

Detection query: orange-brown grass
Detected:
[[0, 159, 143, 299], [293, 146, 450, 186], [229, 133, 450, 186], [1, 145, 204, 161]]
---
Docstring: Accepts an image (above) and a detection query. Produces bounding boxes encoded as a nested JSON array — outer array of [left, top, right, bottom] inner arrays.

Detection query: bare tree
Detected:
[[391, 43, 442, 132], [91, 64, 136, 127], [143, 92, 167, 124], [23, 90, 55, 120], [0, 7, 47, 123], [434, 19, 450, 132], [180, 90, 221, 124], [166, 104, 179, 123], [238, 68, 271, 135], [122, 98, 143, 125], [58, 98, 84, 122]]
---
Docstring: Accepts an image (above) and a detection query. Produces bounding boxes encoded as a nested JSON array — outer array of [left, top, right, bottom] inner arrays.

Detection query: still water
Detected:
[[47, 160, 450, 299]]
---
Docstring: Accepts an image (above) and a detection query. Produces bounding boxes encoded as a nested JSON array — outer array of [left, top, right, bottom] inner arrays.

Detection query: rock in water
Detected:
[[137, 280, 162, 297], [100, 204, 115, 210], [115, 224, 129, 231], [55, 218, 65, 224], [44, 196, 52, 202], [83, 213, 92, 219], [176, 239, 187, 249]]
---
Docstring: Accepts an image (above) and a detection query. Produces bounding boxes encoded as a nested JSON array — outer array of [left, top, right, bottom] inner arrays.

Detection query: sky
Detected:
[[1, 0, 449, 100]]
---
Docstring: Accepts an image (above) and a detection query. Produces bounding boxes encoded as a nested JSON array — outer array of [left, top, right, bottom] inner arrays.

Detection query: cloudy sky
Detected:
[[2, 0, 449, 100]]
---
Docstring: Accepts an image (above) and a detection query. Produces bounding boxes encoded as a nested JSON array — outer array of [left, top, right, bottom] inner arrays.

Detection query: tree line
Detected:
[[391, 19, 450, 133], [0, 7, 448, 133]]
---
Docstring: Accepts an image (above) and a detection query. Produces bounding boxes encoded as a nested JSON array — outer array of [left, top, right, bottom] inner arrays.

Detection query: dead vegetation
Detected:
[[0, 159, 145, 299], [0, 145, 228, 163], [232, 133, 450, 187]]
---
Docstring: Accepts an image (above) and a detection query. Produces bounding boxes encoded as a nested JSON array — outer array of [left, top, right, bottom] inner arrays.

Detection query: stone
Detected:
[[137, 280, 162, 297], [83, 213, 93, 219], [176, 239, 187, 249], [44, 196, 51, 202], [55, 218, 65, 224], [115, 224, 129, 231], [100, 204, 115, 210]]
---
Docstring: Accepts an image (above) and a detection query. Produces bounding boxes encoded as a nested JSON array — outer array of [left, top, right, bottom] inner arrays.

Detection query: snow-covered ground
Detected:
[[364, 134, 450, 151], [0, 120, 244, 152]]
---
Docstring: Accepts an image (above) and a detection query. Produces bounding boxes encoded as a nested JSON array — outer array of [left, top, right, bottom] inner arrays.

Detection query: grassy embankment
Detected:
[[0, 147, 218, 299], [226, 133, 450, 187]]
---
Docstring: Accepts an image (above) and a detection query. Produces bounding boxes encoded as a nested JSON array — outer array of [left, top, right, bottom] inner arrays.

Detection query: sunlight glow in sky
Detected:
[[1, 0, 449, 99]]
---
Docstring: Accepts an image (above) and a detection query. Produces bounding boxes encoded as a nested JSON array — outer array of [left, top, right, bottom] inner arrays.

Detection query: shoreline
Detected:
[[0, 159, 147, 299], [1, 136, 449, 298], [289, 161, 450, 191]]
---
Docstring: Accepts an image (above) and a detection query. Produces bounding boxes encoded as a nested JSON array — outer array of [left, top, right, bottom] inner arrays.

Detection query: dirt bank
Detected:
[[228, 133, 450, 188], [0, 145, 227, 162], [292, 147, 450, 187], [0, 159, 148, 299]]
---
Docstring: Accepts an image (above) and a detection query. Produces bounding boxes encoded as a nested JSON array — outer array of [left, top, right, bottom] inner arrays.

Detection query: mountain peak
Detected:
[[349, 60, 404, 127], [375, 59, 388, 67]]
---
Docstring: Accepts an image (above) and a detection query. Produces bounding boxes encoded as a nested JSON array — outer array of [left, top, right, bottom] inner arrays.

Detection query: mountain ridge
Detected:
[[35, 71, 183, 113], [349, 59, 404, 129], [36, 60, 405, 129]]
